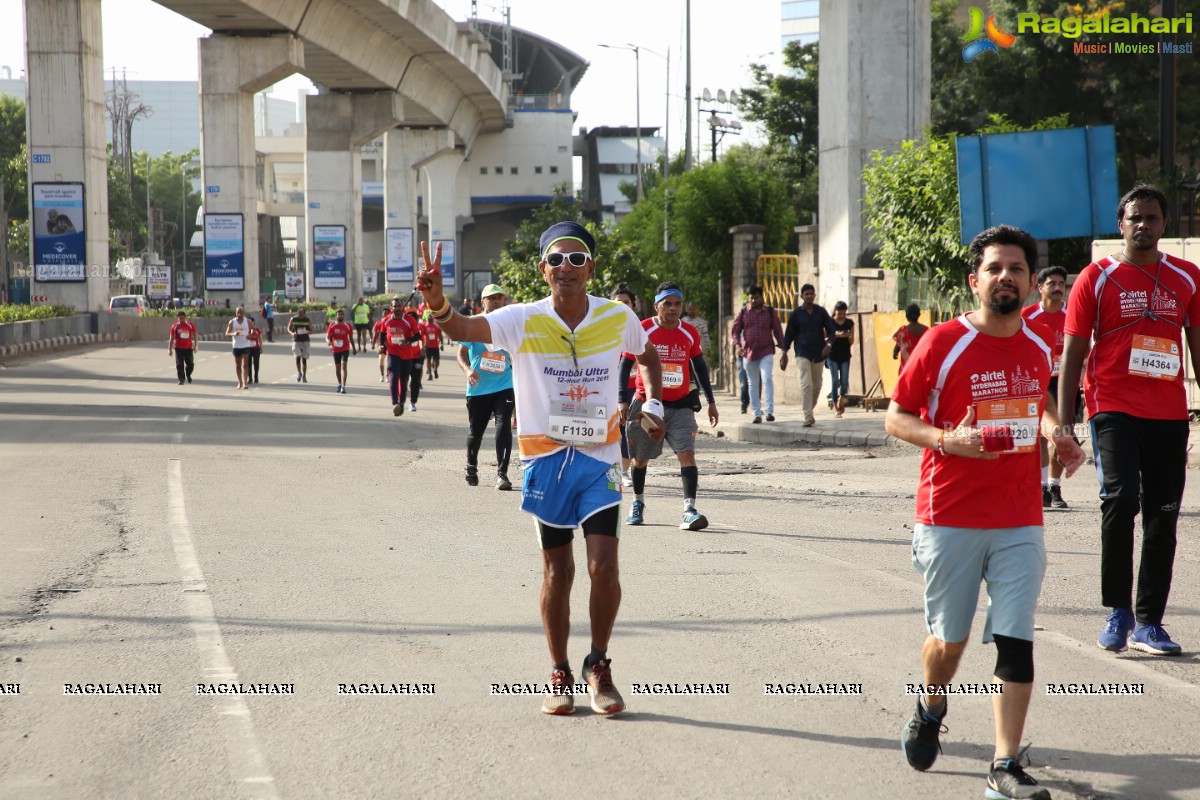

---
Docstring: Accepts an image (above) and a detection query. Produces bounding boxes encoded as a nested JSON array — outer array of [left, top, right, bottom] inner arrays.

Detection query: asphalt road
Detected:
[[1, 340, 1198, 799]]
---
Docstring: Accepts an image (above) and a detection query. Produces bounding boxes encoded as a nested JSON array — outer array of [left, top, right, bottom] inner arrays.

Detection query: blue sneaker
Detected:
[[627, 500, 645, 525], [1129, 623, 1183, 655], [680, 508, 708, 531], [1097, 607, 1134, 652]]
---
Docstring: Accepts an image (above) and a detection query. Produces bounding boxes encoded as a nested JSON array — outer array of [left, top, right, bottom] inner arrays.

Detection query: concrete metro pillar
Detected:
[[304, 93, 404, 305], [383, 128, 454, 294], [199, 33, 303, 309], [419, 149, 466, 297], [25, 0, 109, 311], [818, 0, 929, 310]]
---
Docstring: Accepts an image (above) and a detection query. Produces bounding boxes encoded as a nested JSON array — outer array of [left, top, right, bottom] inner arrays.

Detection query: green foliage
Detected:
[[737, 41, 820, 224], [862, 114, 1069, 295], [491, 185, 642, 305], [0, 304, 77, 323], [931, 0, 1200, 189], [618, 145, 796, 325]]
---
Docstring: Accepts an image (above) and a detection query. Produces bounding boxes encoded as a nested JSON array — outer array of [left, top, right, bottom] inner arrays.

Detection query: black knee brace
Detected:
[[993, 634, 1034, 683]]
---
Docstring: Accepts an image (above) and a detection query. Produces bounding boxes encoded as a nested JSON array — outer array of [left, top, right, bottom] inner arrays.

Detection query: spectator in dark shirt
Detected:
[[826, 301, 855, 418], [780, 284, 837, 427], [731, 285, 785, 423]]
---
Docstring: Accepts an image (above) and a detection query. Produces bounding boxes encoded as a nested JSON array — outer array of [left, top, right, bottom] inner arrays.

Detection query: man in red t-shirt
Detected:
[[326, 307, 357, 394], [372, 312, 390, 383], [885, 225, 1084, 798], [402, 308, 425, 412], [378, 297, 421, 416], [421, 314, 443, 381], [167, 310, 198, 385], [1022, 265, 1071, 509], [620, 282, 718, 531], [1060, 184, 1200, 657]]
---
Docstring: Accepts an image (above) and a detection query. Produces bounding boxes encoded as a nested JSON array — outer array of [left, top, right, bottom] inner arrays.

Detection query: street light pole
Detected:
[[600, 43, 644, 201]]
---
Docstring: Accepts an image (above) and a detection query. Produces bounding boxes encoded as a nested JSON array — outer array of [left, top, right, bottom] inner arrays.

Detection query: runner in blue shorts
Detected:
[[417, 221, 663, 717], [885, 225, 1085, 800]]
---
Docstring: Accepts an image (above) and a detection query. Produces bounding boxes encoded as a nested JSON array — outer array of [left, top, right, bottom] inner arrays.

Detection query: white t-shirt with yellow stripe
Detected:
[[486, 295, 649, 464]]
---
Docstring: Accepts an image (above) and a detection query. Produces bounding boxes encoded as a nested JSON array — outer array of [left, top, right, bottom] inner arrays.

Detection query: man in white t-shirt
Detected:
[[225, 306, 252, 391], [417, 221, 664, 717]]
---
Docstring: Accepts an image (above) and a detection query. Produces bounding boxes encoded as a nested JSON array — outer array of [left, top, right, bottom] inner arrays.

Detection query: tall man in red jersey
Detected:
[[378, 296, 421, 416], [1022, 266, 1070, 509], [620, 282, 719, 531], [326, 307, 357, 394], [1060, 184, 1200, 657], [886, 225, 1084, 800], [167, 309, 198, 385]]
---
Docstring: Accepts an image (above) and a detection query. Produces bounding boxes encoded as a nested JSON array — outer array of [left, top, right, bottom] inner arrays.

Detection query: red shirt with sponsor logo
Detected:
[[1021, 304, 1066, 375], [248, 327, 263, 349], [326, 321, 354, 353], [629, 319, 702, 403], [421, 320, 442, 348], [1065, 254, 1200, 420], [381, 313, 420, 357], [169, 320, 198, 350], [891, 314, 1053, 528]]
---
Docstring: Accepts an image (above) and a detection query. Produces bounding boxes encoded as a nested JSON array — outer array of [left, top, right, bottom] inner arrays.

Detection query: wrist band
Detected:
[[430, 297, 450, 316], [642, 398, 665, 419], [937, 429, 947, 456]]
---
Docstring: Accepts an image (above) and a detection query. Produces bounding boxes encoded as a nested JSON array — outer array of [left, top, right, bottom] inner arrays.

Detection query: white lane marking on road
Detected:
[[167, 459, 280, 798]]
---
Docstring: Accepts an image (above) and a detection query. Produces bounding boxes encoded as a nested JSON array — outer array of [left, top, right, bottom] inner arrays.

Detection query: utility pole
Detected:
[[0, 175, 8, 303], [683, 0, 692, 171]]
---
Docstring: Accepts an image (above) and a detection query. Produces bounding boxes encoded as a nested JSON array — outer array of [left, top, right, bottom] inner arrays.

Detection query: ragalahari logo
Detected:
[[962, 7, 1016, 62]]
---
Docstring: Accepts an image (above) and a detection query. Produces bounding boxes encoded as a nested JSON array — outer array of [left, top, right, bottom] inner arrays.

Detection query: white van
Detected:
[[108, 295, 150, 316]]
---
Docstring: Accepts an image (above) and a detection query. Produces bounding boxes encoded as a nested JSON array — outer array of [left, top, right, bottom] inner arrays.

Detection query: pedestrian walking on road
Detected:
[[351, 296, 372, 351], [885, 224, 1085, 800], [168, 310, 198, 385], [731, 285, 784, 424], [1059, 184, 1200, 657], [379, 297, 421, 416], [621, 281, 718, 531], [327, 308, 357, 393], [247, 317, 263, 384], [1022, 266, 1071, 510], [417, 221, 664, 717], [457, 284, 515, 489], [893, 303, 928, 373], [611, 284, 639, 488], [826, 301, 855, 418], [780, 283, 837, 426], [262, 297, 276, 342], [287, 308, 313, 383], [226, 306, 252, 390]]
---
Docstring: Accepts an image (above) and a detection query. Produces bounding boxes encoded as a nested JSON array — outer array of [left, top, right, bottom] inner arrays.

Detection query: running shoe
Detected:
[[901, 697, 946, 771], [766, 414, 775, 422], [1097, 607, 1134, 652], [1049, 485, 1068, 509], [408, 403, 417, 412], [1129, 623, 1183, 655], [581, 656, 624, 715], [296, 373, 302, 382], [186, 375, 192, 383], [740, 402, 748, 414], [465, 465, 479, 486], [680, 508, 708, 531], [301, 375, 307, 383], [627, 500, 645, 525], [1041, 485, 1051, 509], [541, 668, 575, 716], [393, 403, 404, 417], [985, 758, 1051, 800], [496, 473, 512, 491], [621, 469, 633, 489], [178, 379, 184, 385], [379, 375, 385, 383]]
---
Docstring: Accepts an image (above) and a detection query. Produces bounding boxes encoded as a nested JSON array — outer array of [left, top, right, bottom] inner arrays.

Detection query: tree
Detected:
[[931, 0, 1200, 191], [618, 144, 796, 326], [1, 96, 28, 226], [737, 41, 819, 225], [491, 185, 641, 305], [862, 114, 1069, 296]]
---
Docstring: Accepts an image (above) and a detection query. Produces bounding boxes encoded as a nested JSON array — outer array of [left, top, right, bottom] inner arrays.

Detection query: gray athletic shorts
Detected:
[[291, 341, 311, 359], [627, 397, 698, 460], [911, 523, 1045, 644]]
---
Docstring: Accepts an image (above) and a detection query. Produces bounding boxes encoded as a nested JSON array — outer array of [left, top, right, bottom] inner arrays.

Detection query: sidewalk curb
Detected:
[[705, 421, 898, 449]]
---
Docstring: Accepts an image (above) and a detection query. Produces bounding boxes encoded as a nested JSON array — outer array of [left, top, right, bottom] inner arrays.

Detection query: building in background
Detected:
[[577, 126, 665, 224], [781, 0, 820, 48]]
